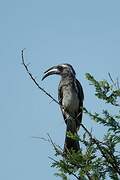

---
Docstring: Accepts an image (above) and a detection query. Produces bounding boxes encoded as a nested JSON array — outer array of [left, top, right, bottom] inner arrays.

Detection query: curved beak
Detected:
[[42, 66, 60, 80]]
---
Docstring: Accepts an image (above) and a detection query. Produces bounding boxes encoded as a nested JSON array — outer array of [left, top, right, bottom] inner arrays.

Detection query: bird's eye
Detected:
[[58, 66, 63, 71]]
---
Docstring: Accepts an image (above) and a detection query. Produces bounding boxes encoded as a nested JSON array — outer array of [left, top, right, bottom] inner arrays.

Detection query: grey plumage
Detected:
[[42, 64, 84, 152]]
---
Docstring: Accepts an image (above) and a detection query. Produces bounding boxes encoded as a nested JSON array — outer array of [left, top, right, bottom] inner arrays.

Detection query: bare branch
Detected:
[[108, 72, 118, 89], [21, 49, 60, 106], [117, 77, 120, 89], [31, 136, 50, 142], [108, 73, 116, 88], [47, 133, 63, 156]]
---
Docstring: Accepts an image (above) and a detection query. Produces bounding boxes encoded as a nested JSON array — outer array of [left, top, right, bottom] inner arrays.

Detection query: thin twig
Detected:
[[108, 72, 117, 89], [116, 77, 120, 89], [21, 49, 60, 106], [31, 136, 50, 142], [108, 72, 116, 87], [47, 133, 63, 155]]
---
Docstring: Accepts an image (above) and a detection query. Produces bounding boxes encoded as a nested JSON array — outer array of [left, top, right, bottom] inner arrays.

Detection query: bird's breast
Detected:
[[62, 86, 79, 116]]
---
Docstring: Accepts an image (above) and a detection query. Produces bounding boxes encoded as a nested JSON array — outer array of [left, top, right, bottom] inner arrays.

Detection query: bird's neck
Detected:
[[61, 74, 75, 85]]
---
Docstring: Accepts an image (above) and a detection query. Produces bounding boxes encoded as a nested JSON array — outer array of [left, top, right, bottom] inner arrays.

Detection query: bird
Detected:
[[42, 64, 84, 153]]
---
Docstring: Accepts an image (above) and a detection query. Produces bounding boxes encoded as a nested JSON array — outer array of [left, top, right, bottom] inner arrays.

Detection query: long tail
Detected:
[[64, 117, 80, 152], [64, 132, 80, 152]]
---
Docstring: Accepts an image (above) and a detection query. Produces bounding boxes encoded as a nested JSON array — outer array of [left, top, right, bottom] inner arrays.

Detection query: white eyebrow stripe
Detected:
[[62, 64, 75, 75], [61, 64, 68, 68]]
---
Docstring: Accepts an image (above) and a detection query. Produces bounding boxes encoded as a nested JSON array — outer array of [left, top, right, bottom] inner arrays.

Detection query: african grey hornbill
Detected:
[[42, 64, 84, 152]]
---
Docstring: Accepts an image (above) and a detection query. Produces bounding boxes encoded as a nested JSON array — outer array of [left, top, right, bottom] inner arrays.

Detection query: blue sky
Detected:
[[0, 1, 120, 179]]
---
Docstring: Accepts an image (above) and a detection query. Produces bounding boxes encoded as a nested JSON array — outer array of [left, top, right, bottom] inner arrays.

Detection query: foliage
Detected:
[[50, 73, 120, 180]]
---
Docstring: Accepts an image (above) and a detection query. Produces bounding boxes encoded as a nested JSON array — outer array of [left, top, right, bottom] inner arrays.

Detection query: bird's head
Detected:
[[42, 64, 76, 80]]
